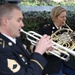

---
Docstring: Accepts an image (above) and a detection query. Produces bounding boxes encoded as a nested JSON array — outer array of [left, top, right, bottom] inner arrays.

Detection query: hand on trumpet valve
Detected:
[[34, 34, 53, 55]]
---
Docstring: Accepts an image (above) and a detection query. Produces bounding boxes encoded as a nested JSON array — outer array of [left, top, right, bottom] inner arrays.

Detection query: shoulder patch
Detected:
[[0, 38, 5, 48], [43, 24, 50, 28]]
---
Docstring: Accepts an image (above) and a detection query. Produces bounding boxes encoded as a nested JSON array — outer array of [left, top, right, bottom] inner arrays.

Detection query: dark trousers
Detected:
[[50, 63, 75, 75]]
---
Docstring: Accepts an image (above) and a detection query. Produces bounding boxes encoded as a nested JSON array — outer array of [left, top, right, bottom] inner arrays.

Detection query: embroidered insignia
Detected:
[[8, 42, 12, 46], [43, 24, 50, 28], [7, 59, 21, 73]]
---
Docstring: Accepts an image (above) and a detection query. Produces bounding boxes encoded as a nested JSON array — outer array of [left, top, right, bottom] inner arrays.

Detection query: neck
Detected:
[[54, 22, 62, 28]]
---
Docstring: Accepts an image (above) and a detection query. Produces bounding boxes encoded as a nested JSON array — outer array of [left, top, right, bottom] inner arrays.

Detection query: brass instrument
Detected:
[[21, 26, 75, 61], [50, 24, 75, 61]]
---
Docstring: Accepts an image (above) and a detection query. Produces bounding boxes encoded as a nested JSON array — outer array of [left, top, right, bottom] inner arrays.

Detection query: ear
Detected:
[[1, 17, 8, 26]]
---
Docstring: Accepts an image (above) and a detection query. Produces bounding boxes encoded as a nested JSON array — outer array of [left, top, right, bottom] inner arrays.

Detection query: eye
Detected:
[[17, 19, 22, 22], [17, 19, 20, 22], [17, 17, 23, 23], [60, 16, 66, 18]]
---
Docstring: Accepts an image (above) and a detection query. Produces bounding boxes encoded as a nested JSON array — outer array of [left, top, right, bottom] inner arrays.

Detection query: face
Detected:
[[6, 9, 24, 38], [54, 11, 66, 27]]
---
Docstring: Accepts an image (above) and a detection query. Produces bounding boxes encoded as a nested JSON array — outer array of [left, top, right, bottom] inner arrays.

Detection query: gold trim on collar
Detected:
[[0, 38, 5, 48]]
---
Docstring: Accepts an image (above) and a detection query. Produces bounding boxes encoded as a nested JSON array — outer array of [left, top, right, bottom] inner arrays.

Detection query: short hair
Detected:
[[0, 3, 21, 24], [50, 6, 66, 21]]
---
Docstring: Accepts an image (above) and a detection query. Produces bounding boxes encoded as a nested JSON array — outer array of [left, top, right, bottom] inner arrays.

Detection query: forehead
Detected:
[[11, 9, 23, 18], [59, 11, 66, 16]]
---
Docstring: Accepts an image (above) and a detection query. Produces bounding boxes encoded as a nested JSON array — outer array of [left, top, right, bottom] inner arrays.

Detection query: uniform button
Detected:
[[25, 62, 28, 65], [19, 54, 23, 57], [52, 27, 55, 29], [8, 42, 12, 46]]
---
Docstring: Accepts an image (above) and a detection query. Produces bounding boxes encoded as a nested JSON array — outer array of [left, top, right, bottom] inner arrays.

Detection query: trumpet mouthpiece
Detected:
[[20, 29, 24, 32]]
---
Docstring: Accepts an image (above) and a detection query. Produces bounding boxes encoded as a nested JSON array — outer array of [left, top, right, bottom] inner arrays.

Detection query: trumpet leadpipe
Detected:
[[21, 29, 42, 40]]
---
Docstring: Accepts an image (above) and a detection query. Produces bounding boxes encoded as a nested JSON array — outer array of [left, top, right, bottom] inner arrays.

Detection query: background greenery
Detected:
[[20, 0, 75, 6]]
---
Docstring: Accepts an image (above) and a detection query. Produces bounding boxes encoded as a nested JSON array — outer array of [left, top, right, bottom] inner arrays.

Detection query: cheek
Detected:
[[8, 24, 17, 34], [57, 18, 63, 22], [55, 18, 61, 22], [11, 22, 18, 28]]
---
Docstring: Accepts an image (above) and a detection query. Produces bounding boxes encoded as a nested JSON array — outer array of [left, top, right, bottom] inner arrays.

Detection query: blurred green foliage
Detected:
[[20, 0, 75, 6]]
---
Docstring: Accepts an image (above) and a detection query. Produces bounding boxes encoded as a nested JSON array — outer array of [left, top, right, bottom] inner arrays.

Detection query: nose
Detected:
[[64, 16, 66, 21], [21, 21, 24, 27]]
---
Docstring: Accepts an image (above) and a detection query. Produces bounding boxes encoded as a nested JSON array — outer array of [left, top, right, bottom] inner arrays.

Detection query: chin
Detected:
[[62, 23, 65, 26], [17, 34, 20, 37]]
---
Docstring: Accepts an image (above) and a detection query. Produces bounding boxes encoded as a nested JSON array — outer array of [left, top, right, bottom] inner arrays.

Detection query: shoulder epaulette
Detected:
[[43, 24, 50, 28], [0, 38, 5, 48]]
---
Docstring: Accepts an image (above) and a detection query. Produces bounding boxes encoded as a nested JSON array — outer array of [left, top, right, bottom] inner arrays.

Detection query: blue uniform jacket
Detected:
[[38, 22, 75, 74], [0, 33, 47, 75]]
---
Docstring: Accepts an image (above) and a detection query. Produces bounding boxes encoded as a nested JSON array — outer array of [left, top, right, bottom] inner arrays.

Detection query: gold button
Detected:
[[8, 42, 12, 46], [52, 27, 55, 29], [19, 54, 23, 57], [25, 62, 28, 65]]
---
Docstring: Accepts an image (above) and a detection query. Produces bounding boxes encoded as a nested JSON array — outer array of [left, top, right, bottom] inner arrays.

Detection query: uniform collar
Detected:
[[1, 33, 16, 44], [55, 25, 62, 29]]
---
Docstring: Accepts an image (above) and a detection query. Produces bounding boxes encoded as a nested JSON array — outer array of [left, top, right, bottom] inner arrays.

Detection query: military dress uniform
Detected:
[[0, 33, 47, 75], [38, 21, 75, 75]]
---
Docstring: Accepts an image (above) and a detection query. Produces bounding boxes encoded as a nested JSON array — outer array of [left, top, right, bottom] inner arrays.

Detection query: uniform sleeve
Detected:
[[25, 52, 47, 75]]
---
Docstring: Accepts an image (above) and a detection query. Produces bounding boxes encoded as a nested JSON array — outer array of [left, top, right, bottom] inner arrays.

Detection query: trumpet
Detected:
[[21, 29, 75, 61]]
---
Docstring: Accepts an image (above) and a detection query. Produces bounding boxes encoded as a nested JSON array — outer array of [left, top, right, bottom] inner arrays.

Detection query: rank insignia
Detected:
[[7, 59, 21, 73], [43, 24, 50, 28]]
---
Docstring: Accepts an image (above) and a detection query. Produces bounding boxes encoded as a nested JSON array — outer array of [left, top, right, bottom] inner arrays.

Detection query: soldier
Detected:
[[38, 6, 75, 75], [0, 3, 52, 75]]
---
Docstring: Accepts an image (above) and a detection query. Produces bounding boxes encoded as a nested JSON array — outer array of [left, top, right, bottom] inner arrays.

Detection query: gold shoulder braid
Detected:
[[0, 38, 5, 48]]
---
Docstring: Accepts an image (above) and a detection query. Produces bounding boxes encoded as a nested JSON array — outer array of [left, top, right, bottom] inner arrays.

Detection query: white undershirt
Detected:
[[55, 25, 62, 29], [1, 33, 16, 44]]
